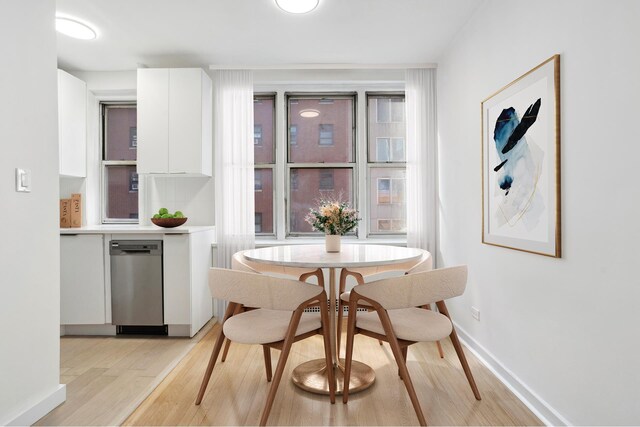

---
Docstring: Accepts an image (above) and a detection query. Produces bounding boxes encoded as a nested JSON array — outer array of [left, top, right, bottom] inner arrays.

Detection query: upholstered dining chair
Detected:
[[217, 251, 325, 364], [195, 268, 335, 426], [342, 266, 481, 426], [336, 249, 444, 358]]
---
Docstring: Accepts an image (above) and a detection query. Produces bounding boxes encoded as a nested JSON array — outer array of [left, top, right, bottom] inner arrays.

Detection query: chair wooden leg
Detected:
[[435, 341, 444, 359], [221, 338, 232, 362], [424, 304, 444, 358], [398, 346, 408, 378], [436, 301, 481, 400], [221, 304, 244, 363], [336, 270, 348, 357], [319, 296, 336, 403], [195, 302, 236, 405], [378, 309, 427, 426], [342, 300, 359, 404], [262, 345, 272, 382], [259, 308, 304, 426]]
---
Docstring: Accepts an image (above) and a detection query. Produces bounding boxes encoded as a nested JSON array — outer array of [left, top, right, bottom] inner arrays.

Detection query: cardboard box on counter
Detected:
[[60, 199, 71, 228], [71, 193, 82, 228]]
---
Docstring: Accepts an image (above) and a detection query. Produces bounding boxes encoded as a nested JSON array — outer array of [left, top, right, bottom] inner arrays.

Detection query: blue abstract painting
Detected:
[[482, 55, 561, 257]]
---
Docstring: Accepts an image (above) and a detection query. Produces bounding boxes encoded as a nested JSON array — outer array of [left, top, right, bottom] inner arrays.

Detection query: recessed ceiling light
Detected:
[[300, 109, 320, 118], [56, 16, 97, 40], [275, 0, 319, 14]]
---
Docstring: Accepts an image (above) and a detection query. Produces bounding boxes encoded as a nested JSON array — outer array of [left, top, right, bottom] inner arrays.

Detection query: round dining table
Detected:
[[242, 243, 424, 395]]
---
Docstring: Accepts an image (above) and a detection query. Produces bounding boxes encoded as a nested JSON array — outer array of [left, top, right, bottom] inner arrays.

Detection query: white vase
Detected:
[[325, 234, 341, 253]]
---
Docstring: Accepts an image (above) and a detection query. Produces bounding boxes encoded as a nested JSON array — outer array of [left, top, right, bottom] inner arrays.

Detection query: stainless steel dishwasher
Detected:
[[110, 240, 164, 333]]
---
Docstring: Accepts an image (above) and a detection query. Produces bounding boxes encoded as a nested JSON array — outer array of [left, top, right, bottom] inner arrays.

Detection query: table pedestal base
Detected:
[[291, 358, 375, 395]]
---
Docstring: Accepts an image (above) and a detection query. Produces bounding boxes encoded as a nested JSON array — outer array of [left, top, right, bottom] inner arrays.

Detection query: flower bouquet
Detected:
[[305, 198, 360, 252]]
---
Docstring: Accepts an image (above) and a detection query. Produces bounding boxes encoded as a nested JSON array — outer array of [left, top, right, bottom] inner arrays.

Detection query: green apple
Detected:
[[159, 207, 169, 215], [174, 211, 184, 218], [161, 213, 172, 218], [152, 214, 160, 219]]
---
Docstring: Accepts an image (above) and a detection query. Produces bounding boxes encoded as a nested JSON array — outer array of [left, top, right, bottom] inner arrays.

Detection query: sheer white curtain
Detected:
[[213, 70, 255, 272], [405, 68, 438, 264]]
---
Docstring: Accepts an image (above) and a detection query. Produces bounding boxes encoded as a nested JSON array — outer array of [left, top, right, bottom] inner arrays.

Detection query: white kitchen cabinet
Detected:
[[58, 69, 87, 177], [60, 234, 105, 325], [137, 68, 212, 176], [163, 229, 214, 337]]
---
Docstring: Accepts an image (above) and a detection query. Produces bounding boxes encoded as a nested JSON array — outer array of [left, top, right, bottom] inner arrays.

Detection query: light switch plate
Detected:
[[15, 168, 31, 192]]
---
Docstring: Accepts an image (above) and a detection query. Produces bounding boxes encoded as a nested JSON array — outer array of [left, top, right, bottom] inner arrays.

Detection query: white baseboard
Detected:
[[453, 322, 571, 426], [5, 384, 66, 426], [62, 324, 117, 335]]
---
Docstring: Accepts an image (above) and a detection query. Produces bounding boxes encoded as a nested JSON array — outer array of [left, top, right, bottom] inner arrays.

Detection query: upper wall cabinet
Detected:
[[58, 70, 87, 177], [137, 68, 212, 176]]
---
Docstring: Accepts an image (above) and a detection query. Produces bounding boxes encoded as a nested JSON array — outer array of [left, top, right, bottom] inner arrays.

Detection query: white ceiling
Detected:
[[56, 0, 481, 72]]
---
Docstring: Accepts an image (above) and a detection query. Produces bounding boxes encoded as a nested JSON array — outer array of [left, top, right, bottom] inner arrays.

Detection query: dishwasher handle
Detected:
[[118, 249, 154, 255], [110, 240, 163, 256]]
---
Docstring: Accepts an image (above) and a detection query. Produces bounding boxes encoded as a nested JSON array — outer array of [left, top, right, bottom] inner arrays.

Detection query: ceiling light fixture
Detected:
[[275, 0, 319, 14], [299, 109, 320, 118], [55, 16, 97, 40]]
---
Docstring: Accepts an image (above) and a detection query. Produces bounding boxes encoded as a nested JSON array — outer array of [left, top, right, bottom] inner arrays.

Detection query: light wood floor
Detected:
[[125, 322, 542, 426], [36, 321, 213, 426]]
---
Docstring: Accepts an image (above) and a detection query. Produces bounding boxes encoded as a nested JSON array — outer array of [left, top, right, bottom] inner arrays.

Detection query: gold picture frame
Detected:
[[481, 55, 561, 257]]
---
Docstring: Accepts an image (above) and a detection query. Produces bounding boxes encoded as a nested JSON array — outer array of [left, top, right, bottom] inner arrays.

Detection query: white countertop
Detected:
[[60, 225, 215, 235]]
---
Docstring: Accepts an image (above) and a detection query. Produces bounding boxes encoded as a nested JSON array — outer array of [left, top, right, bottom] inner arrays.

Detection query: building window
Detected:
[[255, 213, 262, 233], [319, 170, 334, 190], [253, 94, 275, 235], [376, 137, 405, 162], [129, 171, 139, 192], [368, 94, 406, 234], [291, 169, 299, 190], [254, 124, 263, 145], [101, 103, 138, 223], [376, 97, 405, 123], [290, 124, 298, 145], [254, 169, 263, 191], [319, 124, 334, 146]]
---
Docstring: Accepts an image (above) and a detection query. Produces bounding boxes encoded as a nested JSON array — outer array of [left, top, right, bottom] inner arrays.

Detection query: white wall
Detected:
[[0, 0, 65, 424], [437, 0, 640, 424]]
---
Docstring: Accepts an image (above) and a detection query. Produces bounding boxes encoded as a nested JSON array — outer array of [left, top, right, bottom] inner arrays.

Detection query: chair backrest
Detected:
[[232, 251, 259, 273], [209, 268, 323, 311], [352, 265, 467, 310], [405, 250, 433, 275], [235, 249, 319, 280], [346, 249, 433, 279]]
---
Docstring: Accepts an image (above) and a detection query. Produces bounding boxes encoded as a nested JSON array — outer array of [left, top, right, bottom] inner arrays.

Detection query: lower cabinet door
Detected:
[[61, 234, 106, 324]]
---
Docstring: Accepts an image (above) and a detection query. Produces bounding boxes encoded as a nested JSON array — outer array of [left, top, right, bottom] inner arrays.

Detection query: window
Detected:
[[368, 94, 406, 234], [376, 137, 405, 162], [288, 94, 355, 235], [254, 169, 263, 191], [254, 124, 263, 145], [376, 97, 404, 123], [253, 92, 405, 238], [319, 170, 334, 190], [255, 213, 263, 233], [376, 177, 405, 204], [253, 94, 275, 234], [319, 124, 334, 146], [101, 103, 138, 223]]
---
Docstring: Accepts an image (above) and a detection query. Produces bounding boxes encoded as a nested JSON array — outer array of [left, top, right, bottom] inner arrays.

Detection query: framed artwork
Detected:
[[481, 55, 561, 257]]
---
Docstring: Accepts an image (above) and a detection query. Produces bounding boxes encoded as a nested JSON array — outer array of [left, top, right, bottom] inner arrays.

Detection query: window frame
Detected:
[[100, 102, 138, 224], [366, 92, 407, 236], [285, 92, 357, 237], [253, 93, 277, 236]]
